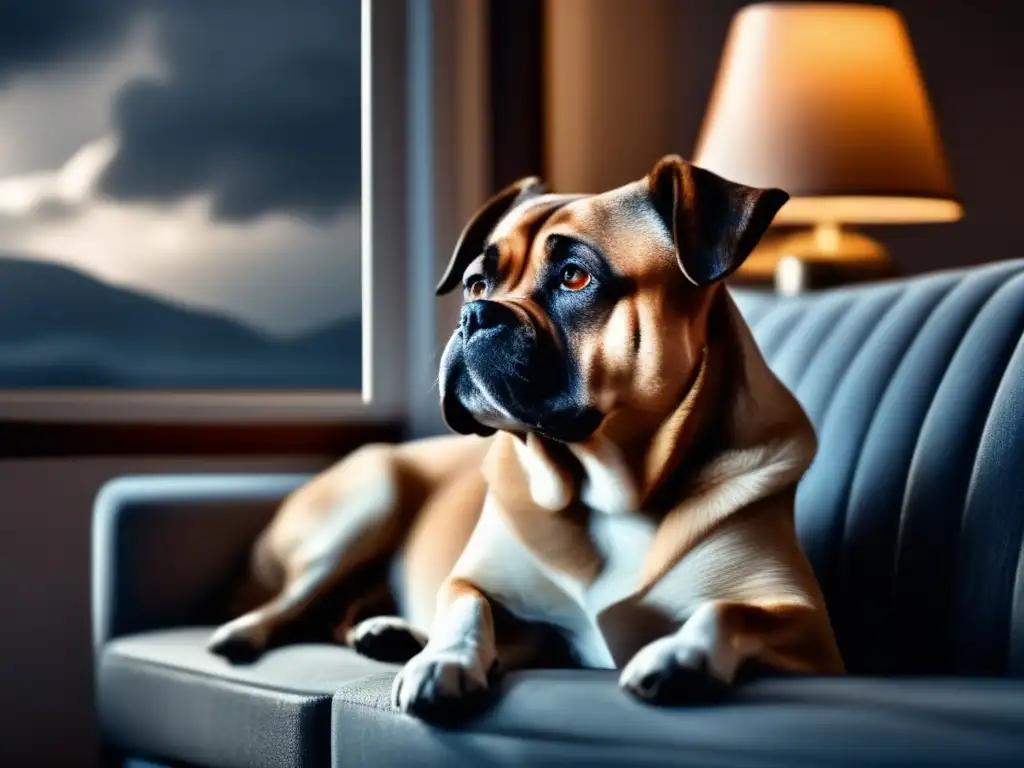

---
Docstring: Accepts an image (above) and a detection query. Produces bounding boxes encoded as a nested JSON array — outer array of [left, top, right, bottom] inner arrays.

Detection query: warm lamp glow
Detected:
[[693, 3, 963, 226], [780, 196, 962, 225]]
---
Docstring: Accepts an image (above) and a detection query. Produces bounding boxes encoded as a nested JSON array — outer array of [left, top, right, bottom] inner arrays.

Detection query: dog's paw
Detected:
[[347, 616, 428, 664], [619, 635, 732, 706], [207, 614, 272, 664], [391, 646, 498, 722]]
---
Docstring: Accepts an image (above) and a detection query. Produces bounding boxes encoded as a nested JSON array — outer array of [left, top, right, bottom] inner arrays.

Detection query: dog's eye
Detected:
[[466, 278, 488, 299], [560, 265, 591, 292]]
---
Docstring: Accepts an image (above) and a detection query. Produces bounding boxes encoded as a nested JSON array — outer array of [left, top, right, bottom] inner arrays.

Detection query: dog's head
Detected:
[[437, 154, 788, 443]]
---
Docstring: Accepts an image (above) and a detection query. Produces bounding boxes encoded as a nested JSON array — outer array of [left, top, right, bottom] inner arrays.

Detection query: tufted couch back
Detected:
[[732, 259, 1024, 677]]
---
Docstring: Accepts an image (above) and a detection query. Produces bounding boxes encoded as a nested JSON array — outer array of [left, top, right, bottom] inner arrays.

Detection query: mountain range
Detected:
[[0, 255, 361, 389]]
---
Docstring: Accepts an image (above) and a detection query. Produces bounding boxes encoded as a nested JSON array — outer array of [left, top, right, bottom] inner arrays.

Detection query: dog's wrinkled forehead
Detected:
[[482, 181, 676, 289], [439, 155, 790, 297]]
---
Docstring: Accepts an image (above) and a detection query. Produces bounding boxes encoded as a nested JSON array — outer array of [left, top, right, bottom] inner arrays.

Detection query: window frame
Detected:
[[0, 0, 431, 426]]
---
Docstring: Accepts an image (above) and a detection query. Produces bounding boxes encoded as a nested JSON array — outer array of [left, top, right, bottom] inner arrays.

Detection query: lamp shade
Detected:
[[693, 3, 963, 225]]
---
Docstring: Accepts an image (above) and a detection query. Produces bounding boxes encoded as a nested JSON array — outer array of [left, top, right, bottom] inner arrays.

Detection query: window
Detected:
[[0, 0, 366, 394]]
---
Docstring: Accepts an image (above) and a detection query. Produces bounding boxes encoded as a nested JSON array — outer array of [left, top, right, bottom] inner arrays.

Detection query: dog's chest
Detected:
[[535, 510, 671, 668], [456, 495, 668, 669], [577, 512, 657, 614]]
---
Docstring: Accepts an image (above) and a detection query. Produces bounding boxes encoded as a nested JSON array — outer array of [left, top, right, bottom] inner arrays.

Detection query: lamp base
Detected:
[[772, 224, 893, 295]]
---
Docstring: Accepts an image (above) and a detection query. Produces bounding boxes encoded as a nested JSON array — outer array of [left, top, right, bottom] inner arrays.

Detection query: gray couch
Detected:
[[93, 259, 1024, 767]]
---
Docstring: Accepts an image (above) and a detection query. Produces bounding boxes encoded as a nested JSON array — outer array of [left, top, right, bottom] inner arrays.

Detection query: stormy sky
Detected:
[[0, 0, 363, 336]]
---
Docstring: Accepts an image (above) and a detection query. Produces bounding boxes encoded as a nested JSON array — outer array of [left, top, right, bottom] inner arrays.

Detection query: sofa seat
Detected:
[[98, 628, 392, 768], [99, 626, 1024, 768]]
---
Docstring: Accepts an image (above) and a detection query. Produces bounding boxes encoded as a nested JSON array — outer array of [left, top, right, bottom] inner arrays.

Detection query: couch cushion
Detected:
[[98, 628, 391, 768], [731, 259, 1024, 676], [101, 628, 1024, 768], [332, 669, 1024, 768]]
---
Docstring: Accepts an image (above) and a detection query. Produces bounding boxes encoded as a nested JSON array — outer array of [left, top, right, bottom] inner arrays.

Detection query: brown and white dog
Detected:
[[208, 155, 845, 721]]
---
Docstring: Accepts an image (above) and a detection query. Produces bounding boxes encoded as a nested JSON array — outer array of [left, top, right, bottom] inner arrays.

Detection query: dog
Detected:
[[208, 155, 845, 721]]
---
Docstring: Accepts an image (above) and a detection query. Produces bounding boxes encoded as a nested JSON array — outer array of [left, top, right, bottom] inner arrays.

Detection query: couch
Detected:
[[93, 258, 1024, 767]]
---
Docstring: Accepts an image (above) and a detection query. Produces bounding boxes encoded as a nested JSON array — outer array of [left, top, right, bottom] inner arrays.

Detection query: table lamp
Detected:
[[693, 2, 963, 294]]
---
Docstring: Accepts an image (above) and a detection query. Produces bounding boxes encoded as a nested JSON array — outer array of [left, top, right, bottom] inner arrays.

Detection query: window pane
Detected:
[[0, 0, 362, 389]]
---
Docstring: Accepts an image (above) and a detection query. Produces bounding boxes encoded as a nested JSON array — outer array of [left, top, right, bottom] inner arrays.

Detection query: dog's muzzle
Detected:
[[440, 300, 602, 442]]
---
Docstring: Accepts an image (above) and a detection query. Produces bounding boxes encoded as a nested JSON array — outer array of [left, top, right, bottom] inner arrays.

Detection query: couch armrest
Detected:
[[92, 473, 312, 652]]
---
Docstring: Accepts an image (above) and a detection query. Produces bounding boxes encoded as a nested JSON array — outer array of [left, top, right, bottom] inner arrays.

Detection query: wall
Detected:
[[546, 0, 1024, 276], [545, 0, 687, 195], [0, 455, 329, 767]]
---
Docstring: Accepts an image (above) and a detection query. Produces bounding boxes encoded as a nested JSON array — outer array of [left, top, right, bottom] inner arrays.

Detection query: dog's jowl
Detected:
[[208, 155, 845, 723]]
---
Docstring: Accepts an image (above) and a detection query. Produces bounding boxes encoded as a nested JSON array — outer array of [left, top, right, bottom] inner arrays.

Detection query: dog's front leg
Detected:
[[619, 599, 827, 705], [391, 577, 499, 722]]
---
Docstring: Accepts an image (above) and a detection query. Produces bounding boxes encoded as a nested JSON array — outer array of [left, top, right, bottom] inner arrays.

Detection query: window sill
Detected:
[[0, 390, 403, 425], [0, 391, 406, 457], [0, 416, 402, 459]]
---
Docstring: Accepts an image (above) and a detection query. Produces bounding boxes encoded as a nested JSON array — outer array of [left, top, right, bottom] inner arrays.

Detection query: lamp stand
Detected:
[[772, 223, 893, 295]]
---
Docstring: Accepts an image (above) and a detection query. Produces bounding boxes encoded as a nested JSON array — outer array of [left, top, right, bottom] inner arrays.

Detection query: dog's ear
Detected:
[[436, 176, 547, 296], [648, 155, 789, 286]]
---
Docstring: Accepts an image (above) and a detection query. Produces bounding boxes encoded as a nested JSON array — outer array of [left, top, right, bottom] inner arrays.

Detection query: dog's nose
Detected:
[[461, 300, 516, 340]]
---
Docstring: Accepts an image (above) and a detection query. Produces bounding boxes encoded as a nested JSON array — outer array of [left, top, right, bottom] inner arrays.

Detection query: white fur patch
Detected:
[[450, 495, 616, 668], [513, 437, 571, 511], [618, 601, 762, 694], [674, 602, 761, 683], [346, 615, 427, 648], [449, 492, 672, 668], [391, 595, 496, 713], [428, 594, 493, 654], [568, 436, 638, 516], [586, 512, 656, 616]]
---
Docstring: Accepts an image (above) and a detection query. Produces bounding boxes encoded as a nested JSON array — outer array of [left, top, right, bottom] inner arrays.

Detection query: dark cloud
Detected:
[[1, 0, 361, 222], [0, 0, 135, 83], [98, 0, 363, 222]]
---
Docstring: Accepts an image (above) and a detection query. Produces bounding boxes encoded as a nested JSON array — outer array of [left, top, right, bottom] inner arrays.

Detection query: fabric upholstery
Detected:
[[93, 259, 1024, 767], [92, 473, 311, 652], [101, 629, 1024, 768], [732, 259, 1024, 676], [100, 629, 391, 768], [333, 665, 1024, 768]]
